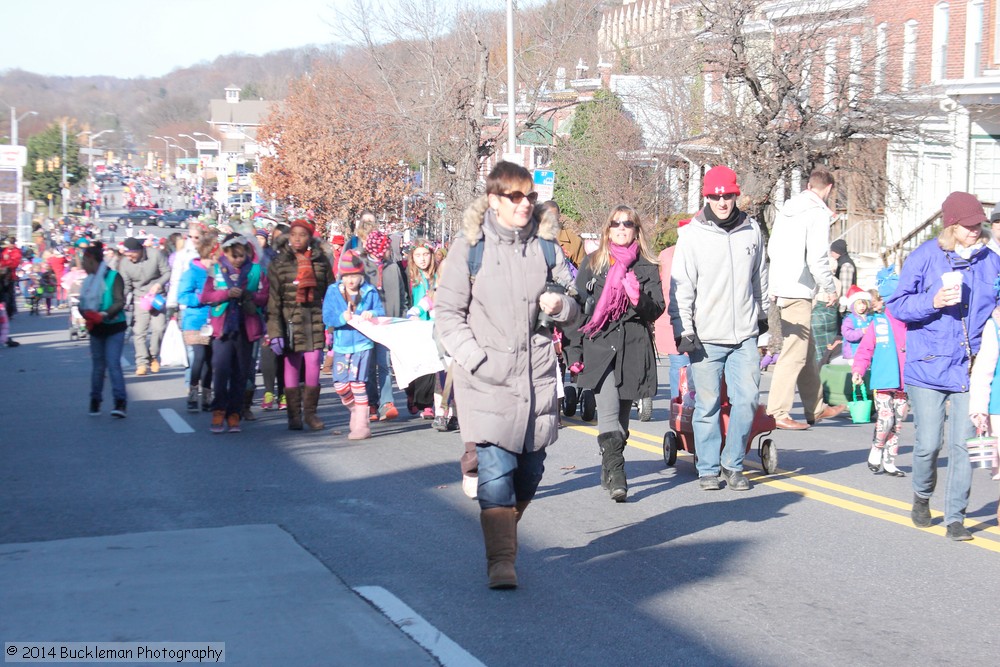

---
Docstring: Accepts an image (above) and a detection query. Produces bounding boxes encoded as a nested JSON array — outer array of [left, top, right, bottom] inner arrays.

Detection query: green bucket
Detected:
[[848, 384, 873, 424]]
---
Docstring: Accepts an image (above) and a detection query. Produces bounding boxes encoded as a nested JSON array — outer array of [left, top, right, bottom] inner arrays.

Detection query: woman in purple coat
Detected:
[[885, 192, 1000, 541]]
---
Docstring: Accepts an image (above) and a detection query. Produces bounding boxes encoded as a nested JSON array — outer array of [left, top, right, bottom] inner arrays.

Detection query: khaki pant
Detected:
[[766, 298, 825, 421], [132, 306, 166, 367]]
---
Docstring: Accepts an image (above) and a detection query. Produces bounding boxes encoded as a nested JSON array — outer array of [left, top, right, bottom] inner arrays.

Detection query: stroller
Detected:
[[554, 328, 597, 422], [663, 366, 778, 474], [63, 268, 88, 340]]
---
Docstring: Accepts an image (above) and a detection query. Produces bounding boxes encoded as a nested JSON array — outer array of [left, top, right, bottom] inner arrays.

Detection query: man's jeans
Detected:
[[367, 343, 394, 407], [90, 330, 127, 403], [476, 444, 547, 510], [668, 353, 691, 400], [689, 338, 760, 478], [907, 385, 973, 525]]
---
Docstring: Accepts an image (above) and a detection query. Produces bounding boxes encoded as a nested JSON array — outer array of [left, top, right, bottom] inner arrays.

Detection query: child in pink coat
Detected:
[[852, 269, 907, 476]]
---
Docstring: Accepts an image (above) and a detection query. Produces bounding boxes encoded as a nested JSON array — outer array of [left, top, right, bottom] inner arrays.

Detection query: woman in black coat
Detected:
[[565, 205, 664, 502]]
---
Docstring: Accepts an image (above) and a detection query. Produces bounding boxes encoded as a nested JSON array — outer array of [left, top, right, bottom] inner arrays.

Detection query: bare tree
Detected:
[[626, 0, 929, 232]]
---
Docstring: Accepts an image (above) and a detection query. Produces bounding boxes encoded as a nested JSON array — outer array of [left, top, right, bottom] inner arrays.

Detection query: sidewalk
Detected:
[[0, 525, 438, 666]]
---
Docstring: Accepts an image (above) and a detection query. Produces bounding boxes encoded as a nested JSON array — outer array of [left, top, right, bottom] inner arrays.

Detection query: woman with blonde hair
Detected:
[[405, 238, 452, 427], [565, 205, 664, 502]]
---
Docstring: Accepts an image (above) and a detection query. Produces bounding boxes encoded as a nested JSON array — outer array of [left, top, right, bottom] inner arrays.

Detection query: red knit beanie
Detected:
[[289, 218, 315, 237], [702, 166, 741, 197]]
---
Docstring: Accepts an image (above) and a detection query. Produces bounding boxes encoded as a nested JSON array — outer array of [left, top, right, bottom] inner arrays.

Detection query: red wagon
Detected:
[[663, 368, 779, 474]]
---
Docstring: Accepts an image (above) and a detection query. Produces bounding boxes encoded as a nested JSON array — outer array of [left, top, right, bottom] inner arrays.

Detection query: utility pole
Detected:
[[61, 120, 68, 217], [505, 0, 518, 163]]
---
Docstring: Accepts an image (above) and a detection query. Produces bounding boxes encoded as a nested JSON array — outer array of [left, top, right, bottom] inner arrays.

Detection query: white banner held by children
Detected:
[[348, 317, 444, 388]]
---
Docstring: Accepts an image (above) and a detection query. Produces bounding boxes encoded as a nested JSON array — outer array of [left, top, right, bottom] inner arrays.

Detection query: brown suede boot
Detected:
[[302, 385, 324, 431], [285, 386, 303, 430], [322, 353, 333, 375], [480, 507, 518, 589], [348, 404, 371, 440]]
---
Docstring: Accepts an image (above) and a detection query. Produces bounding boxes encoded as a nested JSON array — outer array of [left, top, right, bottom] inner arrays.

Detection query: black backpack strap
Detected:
[[470, 236, 557, 283], [539, 237, 557, 282]]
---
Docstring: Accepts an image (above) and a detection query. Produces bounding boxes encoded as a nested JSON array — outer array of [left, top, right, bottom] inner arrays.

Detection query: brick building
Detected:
[[592, 0, 1000, 256]]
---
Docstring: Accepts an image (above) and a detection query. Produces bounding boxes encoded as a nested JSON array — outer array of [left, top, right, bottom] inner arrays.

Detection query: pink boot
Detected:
[[348, 404, 371, 440]]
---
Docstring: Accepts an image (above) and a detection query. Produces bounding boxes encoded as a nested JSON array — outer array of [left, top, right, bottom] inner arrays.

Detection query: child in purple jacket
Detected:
[[841, 285, 873, 361]]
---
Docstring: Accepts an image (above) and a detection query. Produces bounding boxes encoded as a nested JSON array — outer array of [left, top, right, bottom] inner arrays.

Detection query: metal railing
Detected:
[[880, 201, 994, 268]]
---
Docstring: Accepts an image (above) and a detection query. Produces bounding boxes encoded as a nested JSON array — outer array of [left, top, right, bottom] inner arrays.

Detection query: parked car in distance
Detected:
[[117, 210, 160, 226], [158, 210, 200, 228]]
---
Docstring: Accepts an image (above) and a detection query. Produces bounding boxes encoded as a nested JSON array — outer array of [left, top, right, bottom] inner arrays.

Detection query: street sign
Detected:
[[0, 145, 27, 168], [435, 200, 446, 211], [533, 169, 555, 202], [176, 158, 199, 165]]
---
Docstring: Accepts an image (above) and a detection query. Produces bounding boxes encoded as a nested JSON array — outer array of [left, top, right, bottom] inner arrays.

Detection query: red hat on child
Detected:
[[364, 230, 390, 259], [844, 284, 871, 309], [289, 218, 315, 237]]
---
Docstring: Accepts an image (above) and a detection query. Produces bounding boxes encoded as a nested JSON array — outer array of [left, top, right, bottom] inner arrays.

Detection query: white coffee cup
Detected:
[[942, 271, 963, 289]]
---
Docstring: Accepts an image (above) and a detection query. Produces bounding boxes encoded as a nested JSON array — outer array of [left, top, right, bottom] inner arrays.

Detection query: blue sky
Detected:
[[1, 0, 348, 78], [0, 0, 542, 79]]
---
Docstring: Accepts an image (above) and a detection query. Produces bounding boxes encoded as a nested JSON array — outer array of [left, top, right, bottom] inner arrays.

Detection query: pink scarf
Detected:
[[580, 241, 639, 337]]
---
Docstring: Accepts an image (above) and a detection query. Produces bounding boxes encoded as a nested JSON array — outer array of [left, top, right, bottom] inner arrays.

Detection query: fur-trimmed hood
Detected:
[[460, 196, 561, 245]]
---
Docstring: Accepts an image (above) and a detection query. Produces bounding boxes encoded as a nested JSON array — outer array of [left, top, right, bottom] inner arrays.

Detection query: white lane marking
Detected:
[[159, 408, 195, 434], [354, 585, 487, 667]]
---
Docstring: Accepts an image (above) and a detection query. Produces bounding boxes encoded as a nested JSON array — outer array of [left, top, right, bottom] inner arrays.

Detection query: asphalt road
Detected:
[[2, 303, 999, 666]]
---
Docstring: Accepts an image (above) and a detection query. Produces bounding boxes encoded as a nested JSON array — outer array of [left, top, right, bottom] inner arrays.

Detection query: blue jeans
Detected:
[[668, 353, 691, 400], [906, 385, 973, 525], [689, 338, 760, 477], [211, 333, 252, 416], [366, 343, 394, 407], [90, 330, 127, 403], [476, 444, 547, 510]]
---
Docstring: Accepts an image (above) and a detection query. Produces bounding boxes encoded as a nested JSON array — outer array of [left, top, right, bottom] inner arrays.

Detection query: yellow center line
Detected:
[[564, 419, 1000, 550]]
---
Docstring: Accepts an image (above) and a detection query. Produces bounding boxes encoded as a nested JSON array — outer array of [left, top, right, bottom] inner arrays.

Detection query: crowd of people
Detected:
[[2, 161, 999, 589]]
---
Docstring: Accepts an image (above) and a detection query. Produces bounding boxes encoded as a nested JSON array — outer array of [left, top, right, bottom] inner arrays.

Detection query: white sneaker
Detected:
[[462, 474, 478, 499]]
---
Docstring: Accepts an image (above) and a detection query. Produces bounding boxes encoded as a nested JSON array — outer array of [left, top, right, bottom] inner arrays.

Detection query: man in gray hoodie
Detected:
[[764, 168, 845, 430], [670, 165, 768, 491]]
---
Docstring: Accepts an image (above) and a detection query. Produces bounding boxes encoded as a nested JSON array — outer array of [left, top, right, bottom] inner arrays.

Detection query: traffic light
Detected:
[[53, 155, 60, 169], [106, 151, 114, 162], [36, 159, 43, 172]]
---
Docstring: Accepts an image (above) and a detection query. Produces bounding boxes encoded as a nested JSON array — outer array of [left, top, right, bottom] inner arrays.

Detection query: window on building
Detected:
[[966, 0, 984, 78], [931, 3, 949, 82], [902, 20, 918, 90], [823, 38, 837, 107], [875, 23, 888, 95], [972, 138, 1000, 201], [800, 55, 813, 105], [849, 36, 862, 101]]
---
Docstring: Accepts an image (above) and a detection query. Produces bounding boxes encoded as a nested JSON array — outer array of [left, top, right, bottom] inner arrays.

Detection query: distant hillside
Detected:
[[0, 45, 340, 154]]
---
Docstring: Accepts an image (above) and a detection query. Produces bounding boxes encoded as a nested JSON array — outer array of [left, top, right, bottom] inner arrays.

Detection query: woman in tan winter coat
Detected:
[[436, 161, 579, 590]]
